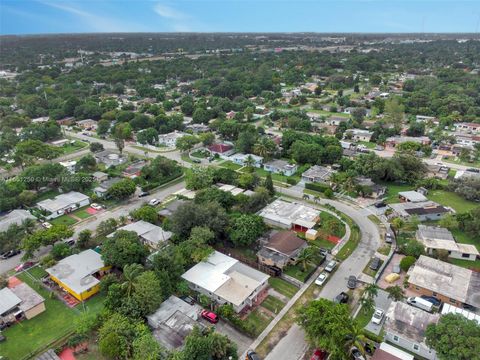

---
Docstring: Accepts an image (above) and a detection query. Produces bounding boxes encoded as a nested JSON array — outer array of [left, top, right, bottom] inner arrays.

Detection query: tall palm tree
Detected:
[[297, 247, 316, 272], [21, 218, 37, 235], [364, 283, 378, 300], [121, 263, 143, 298], [344, 322, 369, 357]]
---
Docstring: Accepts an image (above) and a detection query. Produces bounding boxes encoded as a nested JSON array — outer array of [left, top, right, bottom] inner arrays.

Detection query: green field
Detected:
[[426, 190, 478, 213], [355, 306, 375, 328], [219, 160, 243, 170], [283, 263, 315, 282], [244, 309, 274, 337], [317, 211, 346, 238], [62, 140, 88, 154], [50, 215, 78, 226], [383, 182, 414, 203], [0, 269, 104, 360], [71, 207, 93, 219], [268, 278, 298, 298], [261, 295, 286, 314]]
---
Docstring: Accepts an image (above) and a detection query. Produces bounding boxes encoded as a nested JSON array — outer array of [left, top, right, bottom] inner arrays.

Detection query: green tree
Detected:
[[130, 205, 158, 223], [229, 214, 265, 247], [185, 166, 215, 190], [400, 255, 416, 271], [132, 333, 165, 360], [176, 135, 200, 153], [264, 173, 275, 195], [77, 229, 92, 249], [132, 271, 164, 315], [89, 142, 104, 152], [386, 285, 405, 301], [96, 119, 110, 136], [426, 314, 480, 360], [101, 230, 149, 268], [106, 178, 136, 200], [121, 263, 144, 297], [297, 246, 316, 272]]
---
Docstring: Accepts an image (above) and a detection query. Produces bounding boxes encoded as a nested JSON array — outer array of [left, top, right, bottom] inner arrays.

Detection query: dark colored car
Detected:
[[180, 295, 195, 305], [369, 257, 381, 271], [201, 310, 219, 324], [420, 295, 441, 307], [374, 201, 386, 208], [347, 275, 357, 289], [334, 292, 349, 304], [138, 191, 150, 198], [246, 350, 261, 360], [318, 247, 330, 257], [0, 249, 21, 259]]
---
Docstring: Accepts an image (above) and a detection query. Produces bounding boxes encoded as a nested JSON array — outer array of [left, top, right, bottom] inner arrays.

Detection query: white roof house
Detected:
[[398, 191, 428, 203], [218, 184, 247, 196], [258, 199, 319, 230], [37, 191, 90, 219], [0, 288, 21, 316], [157, 131, 188, 148], [46, 249, 106, 296], [0, 209, 36, 233], [113, 221, 172, 249], [181, 251, 269, 313]]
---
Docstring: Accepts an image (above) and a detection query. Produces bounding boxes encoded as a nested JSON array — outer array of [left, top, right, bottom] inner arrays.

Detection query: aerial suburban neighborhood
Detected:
[[0, 6, 480, 360]]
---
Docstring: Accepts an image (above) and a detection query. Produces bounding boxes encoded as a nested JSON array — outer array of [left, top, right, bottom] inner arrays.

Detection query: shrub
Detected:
[[305, 182, 331, 193], [287, 177, 297, 185], [400, 256, 416, 272]]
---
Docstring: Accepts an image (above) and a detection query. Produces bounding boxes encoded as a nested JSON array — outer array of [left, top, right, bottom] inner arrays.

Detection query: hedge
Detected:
[[305, 182, 331, 193]]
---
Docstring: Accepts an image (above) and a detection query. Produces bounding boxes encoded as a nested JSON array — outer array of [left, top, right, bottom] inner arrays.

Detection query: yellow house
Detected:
[[46, 249, 111, 301]]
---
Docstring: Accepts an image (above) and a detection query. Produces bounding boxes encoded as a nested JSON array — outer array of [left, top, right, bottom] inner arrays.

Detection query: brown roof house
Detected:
[[257, 231, 308, 269]]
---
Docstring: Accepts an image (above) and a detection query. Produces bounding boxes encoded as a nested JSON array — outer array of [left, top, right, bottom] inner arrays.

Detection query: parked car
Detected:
[[64, 238, 75, 247], [334, 292, 349, 304], [347, 275, 357, 289], [310, 349, 327, 360], [138, 191, 150, 198], [351, 347, 366, 360], [407, 296, 433, 312], [385, 233, 393, 244], [41, 222, 52, 229], [148, 198, 160, 206], [420, 295, 441, 307], [201, 310, 219, 324], [371, 309, 384, 325], [374, 201, 386, 208], [392, 264, 401, 274], [179, 295, 195, 305], [0, 249, 21, 259], [325, 260, 337, 273], [90, 203, 102, 210], [315, 272, 329, 286], [318, 247, 329, 257], [192, 158, 201, 164], [246, 350, 261, 360], [369, 257, 381, 271], [14, 261, 35, 272]]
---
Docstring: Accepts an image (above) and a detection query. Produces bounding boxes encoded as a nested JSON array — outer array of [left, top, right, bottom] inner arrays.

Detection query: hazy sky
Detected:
[[1, 0, 480, 35]]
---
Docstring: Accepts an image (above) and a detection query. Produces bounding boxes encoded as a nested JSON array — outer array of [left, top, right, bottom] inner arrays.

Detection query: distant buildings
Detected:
[[208, 143, 235, 157], [230, 153, 263, 168], [94, 150, 127, 168], [157, 131, 188, 148], [263, 160, 297, 177], [181, 251, 269, 313], [93, 177, 122, 197], [354, 177, 386, 199], [346, 129, 373, 142], [454, 122, 480, 134], [0, 209, 36, 233]]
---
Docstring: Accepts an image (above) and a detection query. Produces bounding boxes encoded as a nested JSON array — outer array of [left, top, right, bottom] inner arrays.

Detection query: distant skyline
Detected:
[[1, 0, 480, 35]]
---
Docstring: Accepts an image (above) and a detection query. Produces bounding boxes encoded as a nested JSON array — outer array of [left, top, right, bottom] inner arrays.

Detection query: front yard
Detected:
[[283, 263, 316, 283], [261, 295, 286, 315], [61, 140, 88, 154], [268, 278, 298, 299], [1, 268, 104, 360], [50, 215, 78, 226]]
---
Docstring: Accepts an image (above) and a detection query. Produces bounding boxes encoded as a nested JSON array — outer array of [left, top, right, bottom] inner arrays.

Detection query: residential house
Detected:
[[31, 116, 49, 123], [157, 131, 188, 148], [92, 171, 108, 183], [0, 209, 36, 233], [76, 119, 97, 130], [185, 123, 210, 133], [388, 201, 451, 221], [93, 177, 122, 197], [384, 301, 439, 360], [158, 199, 187, 219], [226, 111, 236, 119], [181, 251, 269, 313], [346, 129, 373, 142], [454, 170, 480, 181], [229, 153, 263, 168], [217, 184, 250, 196], [326, 116, 349, 126], [398, 190, 428, 203], [94, 150, 127, 168], [113, 220, 172, 249], [257, 231, 308, 269], [385, 136, 430, 149], [416, 115, 438, 124], [259, 199, 320, 232], [454, 122, 480, 134], [454, 134, 480, 148], [122, 160, 147, 179], [301, 165, 335, 184], [36, 191, 90, 220], [407, 255, 480, 308], [147, 295, 203, 350], [426, 164, 449, 180], [0, 282, 45, 321], [208, 143, 235, 158], [416, 225, 479, 261], [371, 343, 414, 360], [56, 117, 75, 126], [46, 249, 111, 301], [263, 159, 298, 177], [354, 176, 386, 199], [59, 160, 77, 173]]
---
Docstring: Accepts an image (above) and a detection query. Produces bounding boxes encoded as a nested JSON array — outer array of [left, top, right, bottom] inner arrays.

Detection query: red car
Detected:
[[311, 349, 327, 360], [15, 261, 35, 272], [201, 310, 219, 324]]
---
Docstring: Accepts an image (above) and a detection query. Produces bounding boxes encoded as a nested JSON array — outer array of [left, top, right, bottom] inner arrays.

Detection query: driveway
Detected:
[[198, 318, 252, 356], [364, 289, 392, 335]]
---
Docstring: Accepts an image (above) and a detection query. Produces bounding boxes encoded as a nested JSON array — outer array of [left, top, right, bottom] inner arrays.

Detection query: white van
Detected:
[[407, 296, 433, 312]]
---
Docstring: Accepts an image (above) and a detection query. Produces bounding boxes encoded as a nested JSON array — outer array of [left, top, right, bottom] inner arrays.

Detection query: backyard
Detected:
[[261, 295, 286, 315], [283, 263, 316, 282], [0, 268, 104, 360]]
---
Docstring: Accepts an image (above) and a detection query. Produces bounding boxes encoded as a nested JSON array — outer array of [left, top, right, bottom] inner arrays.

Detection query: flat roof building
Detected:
[[0, 209, 36, 233], [398, 191, 428, 203], [388, 201, 450, 221], [113, 221, 172, 249], [258, 199, 320, 232], [36, 191, 90, 220], [301, 165, 335, 184]]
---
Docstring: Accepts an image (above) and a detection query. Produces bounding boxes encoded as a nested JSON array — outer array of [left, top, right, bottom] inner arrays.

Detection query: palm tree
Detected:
[[121, 263, 143, 297], [245, 155, 255, 169], [297, 247, 316, 272], [386, 285, 405, 302], [21, 218, 37, 235], [364, 283, 378, 300], [392, 217, 404, 237], [344, 322, 369, 357], [303, 194, 310, 201]]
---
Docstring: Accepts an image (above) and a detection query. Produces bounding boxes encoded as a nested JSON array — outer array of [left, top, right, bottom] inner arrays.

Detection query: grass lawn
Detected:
[[191, 149, 210, 158], [35, 189, 61, 202], [307, 109, 350, 118], [362, 260, 383, 277], [240, 166, 301, 185], [317, 211, 346, 238], [268, 278, 298, 299], [448, 258, 480, 272], [71, 207, 93, 219], [180, 153, 196, 164], [358, 141, 376, 149], [426, 190, 478, 213], [383, 182, 414, 204], [336, 225, 361, 261], [283, 263, 315, 283], [355, 306, 374, 328], [443, 157, 480, 169], [310, 237, 336, 250], [62, 140, 88, 154], [1, 269, 104, 360], [377, 244, 391, 256], [261, 295, 286, 315], [451, 229, 479, 250], [219, 160, 243, 170], [244, 309, 274, 337], [50, 215, 78, 226]]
